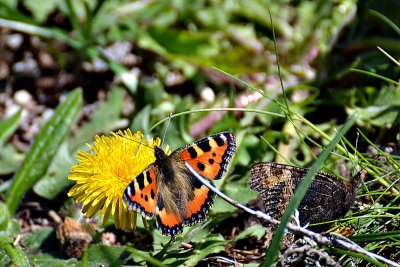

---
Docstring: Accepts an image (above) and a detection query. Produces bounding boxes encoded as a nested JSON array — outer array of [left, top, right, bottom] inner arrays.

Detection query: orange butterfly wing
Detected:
[[179, 132, 236, 180], [155, 132, 236, 237], [182, 182, 215, 225], [123, 166, 158, 219], [124, 132, 237, 239], [155, 176, 215, 237]]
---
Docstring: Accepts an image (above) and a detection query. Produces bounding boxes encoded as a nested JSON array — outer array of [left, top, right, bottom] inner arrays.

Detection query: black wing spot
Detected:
[[157, 196, 165, 210], [214, 135, 225, 146], [198, 141, 212, 152], [187, 147, 198, 159], [141, 193, 144, 198], [137, 173, 145, 190], [212, 152, 216, 157], [146, 175, 152, 184], [198, 162, 206, 171], [209, 158, 214, 164], [145, 195, 148, 202], [151, 189, 155, 199], [191, 176, 203, 189]]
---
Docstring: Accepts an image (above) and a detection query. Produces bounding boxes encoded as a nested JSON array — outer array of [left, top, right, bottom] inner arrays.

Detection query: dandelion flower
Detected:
[[68, 129, 170, 231]]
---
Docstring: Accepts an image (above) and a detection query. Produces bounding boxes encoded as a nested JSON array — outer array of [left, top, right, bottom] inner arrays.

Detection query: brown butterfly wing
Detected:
[[251, 162, 358, 227]]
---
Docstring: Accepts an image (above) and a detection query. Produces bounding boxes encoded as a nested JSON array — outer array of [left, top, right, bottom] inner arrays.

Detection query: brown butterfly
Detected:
[[250, 162, 362, 230]]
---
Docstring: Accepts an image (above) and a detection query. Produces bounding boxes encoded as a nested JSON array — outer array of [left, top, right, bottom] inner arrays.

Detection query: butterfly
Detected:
[[250, 162, 362, 230], [123, 132, 236, 239]]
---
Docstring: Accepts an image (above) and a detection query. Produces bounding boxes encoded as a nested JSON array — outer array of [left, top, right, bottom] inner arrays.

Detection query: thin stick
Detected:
[[185, 162, 399, 267]]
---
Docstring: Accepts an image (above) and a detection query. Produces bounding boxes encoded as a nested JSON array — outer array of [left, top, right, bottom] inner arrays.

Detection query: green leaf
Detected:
[[137, 78, 166, 109], [212, 184, 258, 213], [0, 233, 13, 247], [0, 0, 16, 9], [147, 27, 219, 58], [30, 254, 78, 267], [131, 105, 151, 133], [125, 247, 168, 267], [262, 114, 356, 266], [0, 110, 21, 145], [0, 202, 10, 231], [183, 234, 226, 266], [2, 243, 28, 267], [229, 224, 267, 243], [0, 144, 25, 175], [22, 0, 60, 23], [347, 105, 400, 128], [22, 227, 53, 254], [33, 143, 74, 200], [69, 86, 127, 150], [5, 89, 82, 215], [83, 244, 127, 266]]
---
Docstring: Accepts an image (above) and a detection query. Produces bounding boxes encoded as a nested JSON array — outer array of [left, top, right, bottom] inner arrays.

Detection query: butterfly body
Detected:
[[123, 132, 236, 238], [250, 162, 362, 230]]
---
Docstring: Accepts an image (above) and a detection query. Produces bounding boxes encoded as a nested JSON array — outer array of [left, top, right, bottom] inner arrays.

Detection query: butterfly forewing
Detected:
[[123, 166, 158, 219], [178, 132, 236, 180], [251, 163, 304, 219]]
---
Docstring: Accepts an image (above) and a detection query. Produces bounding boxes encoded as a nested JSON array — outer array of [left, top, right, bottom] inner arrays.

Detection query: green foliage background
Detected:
[[0, 0, 399, 266]]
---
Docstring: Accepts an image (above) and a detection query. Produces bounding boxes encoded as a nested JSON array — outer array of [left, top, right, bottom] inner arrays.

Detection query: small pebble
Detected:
[[200, 87, 215, 103], [6, 34, 23, 50], [14, 90, 33, 106]]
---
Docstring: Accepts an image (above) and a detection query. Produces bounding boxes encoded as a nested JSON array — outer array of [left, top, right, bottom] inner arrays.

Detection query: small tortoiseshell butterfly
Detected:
[[123, 132, 236, 238], [250, 162, 362, 230]]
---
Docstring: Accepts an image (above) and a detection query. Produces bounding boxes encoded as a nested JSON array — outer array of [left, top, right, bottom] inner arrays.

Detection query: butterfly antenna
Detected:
[[161, 113, 172, 149]]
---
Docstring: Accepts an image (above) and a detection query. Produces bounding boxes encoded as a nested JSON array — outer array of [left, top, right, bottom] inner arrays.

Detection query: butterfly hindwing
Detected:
[[155, 170, 216, 237], [183, 171, 215, 225], [155, 193, 184, 237], [123, 166, 158, 219], [178, 132, 236, 180]]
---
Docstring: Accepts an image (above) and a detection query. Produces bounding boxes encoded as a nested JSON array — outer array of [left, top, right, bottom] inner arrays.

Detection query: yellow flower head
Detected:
[[68, 129, 170, 231]]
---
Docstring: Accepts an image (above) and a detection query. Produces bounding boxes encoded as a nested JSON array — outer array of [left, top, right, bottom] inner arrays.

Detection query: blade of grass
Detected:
[[350, 231, 400, 243], [327, 247, 385, 267], [369, 10, 400, 36], [262, 114, 356, 266], [3, 243, 28, 267], [0, 202, 10, 230], [1, 235, 29, 267], [148, 108, 285, 133], [5, 89, 82, 215], [377, 46, 400, 67], [0, 110, 21, 145], [350, 68, 400, 86], [65, 0, 83, 42], [0, 2, 32, 22], [0, 18, 83, 49]]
